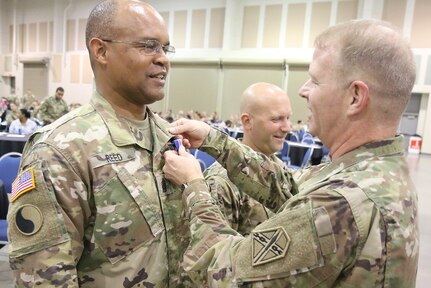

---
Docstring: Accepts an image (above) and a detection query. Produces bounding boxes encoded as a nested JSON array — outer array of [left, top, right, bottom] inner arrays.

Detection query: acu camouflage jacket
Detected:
[[8, 91, 194, 287], [204, 154, 288, 236], [181, 129, 419, 287]]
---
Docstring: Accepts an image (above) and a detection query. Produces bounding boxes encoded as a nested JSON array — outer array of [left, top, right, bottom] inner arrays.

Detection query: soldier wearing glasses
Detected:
[[7, 1, 195, 287]]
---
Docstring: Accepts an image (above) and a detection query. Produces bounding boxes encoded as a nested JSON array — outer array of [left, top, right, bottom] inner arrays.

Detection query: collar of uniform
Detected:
[[331, 135, 404, 170], [90, 90, 173, 152], [297, 135, 405, 190], [90, 90, 136, 147], [149, 112, 173, 153], [52, 96, 63, 103]]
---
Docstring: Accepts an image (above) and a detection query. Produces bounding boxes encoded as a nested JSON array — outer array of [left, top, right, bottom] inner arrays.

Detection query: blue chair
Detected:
[[288, 132, 299, 142], [0, 219, 8, 245], [195, 150, 216, 172], [0, 180, 8, 245], [288, 147, 314, 170], [321, 146, 329, 156], [320, 146, 331, 163], [297, 129, 306, 141], [235, 131, 244, 140], [280, 140, 291, 165], [301, 137, 315, 145], [0, 152, 22, 194]]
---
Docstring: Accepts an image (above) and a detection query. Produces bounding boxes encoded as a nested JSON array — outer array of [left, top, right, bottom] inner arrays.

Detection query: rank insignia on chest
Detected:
[[251, 227, 290, 266], [11, 167, 36, 203]]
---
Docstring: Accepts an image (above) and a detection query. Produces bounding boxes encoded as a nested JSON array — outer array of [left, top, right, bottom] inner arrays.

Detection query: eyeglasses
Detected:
[[101, 39, 175, 56]]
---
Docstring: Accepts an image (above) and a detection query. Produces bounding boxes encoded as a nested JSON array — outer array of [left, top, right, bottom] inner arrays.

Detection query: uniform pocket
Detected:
[[93, 168, 164, 264]]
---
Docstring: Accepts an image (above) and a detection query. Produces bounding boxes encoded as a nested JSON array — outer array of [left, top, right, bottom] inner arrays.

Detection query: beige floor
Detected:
[[0, 153, 430, 287]]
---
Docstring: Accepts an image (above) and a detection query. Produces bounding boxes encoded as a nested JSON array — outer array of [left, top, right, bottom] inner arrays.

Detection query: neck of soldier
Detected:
[[242, 134, 272, 157], [97, 86, 147, 120], [327, 122, 398, 161]]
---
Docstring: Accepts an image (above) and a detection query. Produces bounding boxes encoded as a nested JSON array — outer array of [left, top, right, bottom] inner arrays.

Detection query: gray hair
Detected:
[[315, 19, 416, 118]]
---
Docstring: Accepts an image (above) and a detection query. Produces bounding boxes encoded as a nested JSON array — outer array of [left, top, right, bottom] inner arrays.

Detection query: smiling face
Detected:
[[102, 1, 170, 107], [299, 47, 350, 147], [241, 83, 292, 156]]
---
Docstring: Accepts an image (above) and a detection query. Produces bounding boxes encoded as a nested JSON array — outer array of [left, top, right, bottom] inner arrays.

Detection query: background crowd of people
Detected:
[[0, 87, 81, 135]]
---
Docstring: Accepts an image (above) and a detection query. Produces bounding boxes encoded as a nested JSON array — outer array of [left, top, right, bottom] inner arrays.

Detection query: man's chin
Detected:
[[272, 144, 284, 154], [146, 93, 165, 104]]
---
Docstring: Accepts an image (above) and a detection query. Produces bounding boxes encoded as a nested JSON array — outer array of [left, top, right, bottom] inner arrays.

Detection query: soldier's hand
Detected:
[[169, 118, 210, 149], [163, 144, 203, 186]]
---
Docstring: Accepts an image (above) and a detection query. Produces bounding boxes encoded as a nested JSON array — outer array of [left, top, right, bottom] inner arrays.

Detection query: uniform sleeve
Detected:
[[200, 128, 298, 212], [5, 112, 16, 126], [7, 142, 89, 287], [37, 100, 52, 123], [205, 172, 241, 232], [64, 102, 70, 114], [182, 179, 360, 287]]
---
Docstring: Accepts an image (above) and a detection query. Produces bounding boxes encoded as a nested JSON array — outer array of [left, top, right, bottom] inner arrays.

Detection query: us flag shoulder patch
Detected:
[[11, 167, 36, 203]]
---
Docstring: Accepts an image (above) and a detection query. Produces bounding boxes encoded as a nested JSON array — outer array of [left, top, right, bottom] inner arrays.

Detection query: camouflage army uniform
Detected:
[[181, 129, 419, 287], [37, 95, 69, 124], [5, 110, 18, 126], [22, 92, 36, 110], [204, 154, 288, 236], [7, 91, 194, 287]]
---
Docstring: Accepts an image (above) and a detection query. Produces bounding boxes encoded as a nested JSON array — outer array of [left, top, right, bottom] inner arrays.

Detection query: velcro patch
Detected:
[[11, 167, 36, 203], [15, 204, 44, 235], [252, 226, 290, 266]]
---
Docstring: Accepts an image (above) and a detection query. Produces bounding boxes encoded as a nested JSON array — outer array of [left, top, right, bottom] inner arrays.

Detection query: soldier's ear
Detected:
[[89, 38, 108, 66], [241, 113, 252, 130], [346, 80, 369, 116]]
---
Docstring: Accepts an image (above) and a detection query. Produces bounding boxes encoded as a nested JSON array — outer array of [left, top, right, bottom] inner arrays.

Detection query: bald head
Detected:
[[86, 0, 164, 51], [240, 82, 290, 115], [240, 82, 292, 156]]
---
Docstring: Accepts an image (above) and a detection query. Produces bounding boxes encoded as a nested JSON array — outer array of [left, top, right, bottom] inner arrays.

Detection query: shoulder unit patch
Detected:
[[251, 226, 290, 266]]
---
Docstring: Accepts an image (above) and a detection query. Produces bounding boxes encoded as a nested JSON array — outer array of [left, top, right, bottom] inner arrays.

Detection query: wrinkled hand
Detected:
[[163, 143, 203, 186], [169, 118, 211, 149]]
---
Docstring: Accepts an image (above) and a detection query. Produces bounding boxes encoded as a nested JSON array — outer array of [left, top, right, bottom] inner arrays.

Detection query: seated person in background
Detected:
[[204, 82, 297, 236], [22, 89, 37, 110], [9, 108, 39, 135], [209, 112, 222, 125], [37, 87, 69, 125], [224, 119, 232, 128], [292, 119, 307, 132], [0, 97, 7, 113], [5, 101, 19, 130], [163, 19, 419, 287]]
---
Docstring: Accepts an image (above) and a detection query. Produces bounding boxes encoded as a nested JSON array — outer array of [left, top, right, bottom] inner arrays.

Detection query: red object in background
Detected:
[[408, 136, 422, 154]]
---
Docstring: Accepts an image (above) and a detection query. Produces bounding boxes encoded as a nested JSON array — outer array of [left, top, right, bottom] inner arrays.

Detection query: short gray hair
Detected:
[[315, 19, 416, 117]]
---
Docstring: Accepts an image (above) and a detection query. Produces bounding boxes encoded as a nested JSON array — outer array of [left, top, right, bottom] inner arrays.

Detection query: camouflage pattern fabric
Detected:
[[5, 110, 18, 126], [181, 128, 419, 287], [37, 95, 69, 124], [22, 92, 36, 110], [7, 91, 194, 287], [204, 154, 288, 236]]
